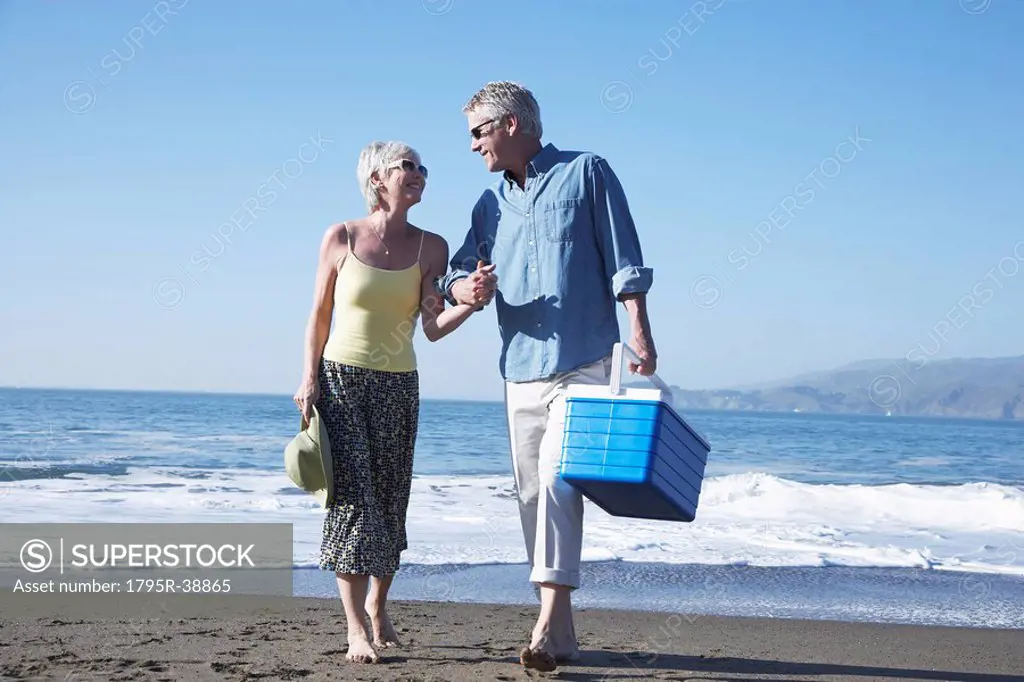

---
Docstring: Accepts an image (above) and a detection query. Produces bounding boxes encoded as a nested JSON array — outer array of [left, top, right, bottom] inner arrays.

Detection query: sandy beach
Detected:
[[1, 597, 1022, 681]]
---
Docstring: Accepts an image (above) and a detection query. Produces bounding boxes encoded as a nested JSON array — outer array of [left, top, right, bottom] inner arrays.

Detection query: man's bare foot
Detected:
[[555, 619, 580, 662], [530, 623, 578, 665], [366, 605, 401, 648], [520, 646, 557, 672], [346, 630, 379, 664]]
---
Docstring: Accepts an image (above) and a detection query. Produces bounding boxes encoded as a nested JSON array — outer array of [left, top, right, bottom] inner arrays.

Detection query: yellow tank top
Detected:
[[322, 225, 424, 372]]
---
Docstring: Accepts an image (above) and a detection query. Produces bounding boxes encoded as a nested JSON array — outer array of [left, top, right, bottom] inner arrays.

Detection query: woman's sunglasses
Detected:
[[388, 159, 428, 179]]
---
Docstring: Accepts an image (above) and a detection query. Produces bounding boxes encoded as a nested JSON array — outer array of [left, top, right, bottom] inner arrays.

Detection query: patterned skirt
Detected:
[[315, 359, 419, 576]]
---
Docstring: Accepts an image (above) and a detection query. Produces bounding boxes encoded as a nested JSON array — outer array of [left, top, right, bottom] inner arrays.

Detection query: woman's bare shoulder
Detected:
[[415, 227, 450, 257], [324, 219, 362, 242], [319, 220, 361, 264], [322, 219, 367, 248]]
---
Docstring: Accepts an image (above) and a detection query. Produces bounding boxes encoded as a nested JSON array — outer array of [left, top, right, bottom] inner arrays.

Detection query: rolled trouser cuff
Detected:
[[529, 567, 580, 590]]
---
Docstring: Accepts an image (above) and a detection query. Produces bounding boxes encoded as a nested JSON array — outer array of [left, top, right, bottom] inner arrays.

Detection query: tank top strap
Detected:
[[335, 221, 352, 272], [416, 229, 425, 262]]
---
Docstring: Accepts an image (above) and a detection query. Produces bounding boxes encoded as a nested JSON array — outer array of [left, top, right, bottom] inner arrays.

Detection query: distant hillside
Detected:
[[641, 356, 1024, 420]]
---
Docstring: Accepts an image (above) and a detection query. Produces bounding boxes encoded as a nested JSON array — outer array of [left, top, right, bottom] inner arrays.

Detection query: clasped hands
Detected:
[[451, 260, 497, 308]]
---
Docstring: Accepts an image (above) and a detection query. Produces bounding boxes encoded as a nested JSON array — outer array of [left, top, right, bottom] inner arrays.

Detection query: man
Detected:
[[439, 81, 657, 671]]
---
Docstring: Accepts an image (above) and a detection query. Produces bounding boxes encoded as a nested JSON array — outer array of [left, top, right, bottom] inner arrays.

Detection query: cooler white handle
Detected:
[[610, 342, 673, 396]]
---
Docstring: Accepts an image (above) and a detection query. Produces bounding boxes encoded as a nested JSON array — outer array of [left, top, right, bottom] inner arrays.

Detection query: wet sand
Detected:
[[1, 597, 1022, 681]]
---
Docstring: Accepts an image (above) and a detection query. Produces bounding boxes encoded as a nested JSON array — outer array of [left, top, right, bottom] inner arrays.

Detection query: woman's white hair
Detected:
[[463, 81, 543, 138], [357, 141, 421, 212]]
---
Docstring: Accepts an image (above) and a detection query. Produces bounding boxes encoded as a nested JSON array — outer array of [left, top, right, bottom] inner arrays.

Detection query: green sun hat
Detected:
[[283, 405, 333, 508]]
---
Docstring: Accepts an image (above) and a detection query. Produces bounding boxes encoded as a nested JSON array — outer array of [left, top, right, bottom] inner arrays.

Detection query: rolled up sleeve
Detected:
[[437, 198, 490, 305], [590, 156, 653, 299], [437, 243, 472, 305]]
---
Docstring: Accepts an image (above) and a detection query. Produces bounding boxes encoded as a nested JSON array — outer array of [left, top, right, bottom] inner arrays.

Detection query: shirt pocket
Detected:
[[543, 197, 584, 243]]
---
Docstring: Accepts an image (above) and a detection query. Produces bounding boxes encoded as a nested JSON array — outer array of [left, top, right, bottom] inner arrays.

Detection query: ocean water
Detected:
[[2, 387, 1023, 629]]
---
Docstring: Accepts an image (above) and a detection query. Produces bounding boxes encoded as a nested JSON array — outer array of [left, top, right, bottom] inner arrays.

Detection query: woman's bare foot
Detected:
[[346, 628, 379, 664], [366, 604, 401, 648]]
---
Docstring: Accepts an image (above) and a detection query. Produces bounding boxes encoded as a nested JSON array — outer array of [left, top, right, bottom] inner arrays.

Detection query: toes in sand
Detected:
[[346, 633, 380, 664], [520, 646, 557, 672]]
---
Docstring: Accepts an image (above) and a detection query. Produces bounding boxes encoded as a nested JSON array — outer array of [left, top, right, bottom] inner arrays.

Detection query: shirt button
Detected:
[[536, 323, 542, 328], [528, 240, 533, 245]]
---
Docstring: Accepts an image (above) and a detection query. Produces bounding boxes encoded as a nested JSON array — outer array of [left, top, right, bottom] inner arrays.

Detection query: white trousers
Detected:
[[504, 354, 612, 589]]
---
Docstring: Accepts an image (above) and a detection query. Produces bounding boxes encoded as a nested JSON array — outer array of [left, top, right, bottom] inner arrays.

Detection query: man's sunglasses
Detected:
[[388, 159, 428, 178], [470, 118, 502, 140]]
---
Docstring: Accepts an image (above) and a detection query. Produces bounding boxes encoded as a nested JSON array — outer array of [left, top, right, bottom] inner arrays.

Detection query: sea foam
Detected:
[[3, 468, 1021, 576]]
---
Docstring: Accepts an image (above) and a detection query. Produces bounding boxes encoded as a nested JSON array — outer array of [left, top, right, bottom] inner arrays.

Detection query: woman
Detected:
[[292, 141, 483, 664]]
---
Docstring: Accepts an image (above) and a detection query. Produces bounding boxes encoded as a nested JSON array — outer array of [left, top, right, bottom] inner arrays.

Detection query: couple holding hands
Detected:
[[292, 81, 657, 671]]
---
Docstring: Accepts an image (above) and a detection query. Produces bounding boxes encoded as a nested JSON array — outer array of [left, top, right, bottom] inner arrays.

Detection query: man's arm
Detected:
[[437, 197, 497, 308], [620, 292, 655, 374], [437, 228, 476, 306], [589, 155, 657, 374]]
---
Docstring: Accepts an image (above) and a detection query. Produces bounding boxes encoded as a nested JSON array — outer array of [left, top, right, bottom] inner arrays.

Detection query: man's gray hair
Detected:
[[357, 141, 421, 212], [463, 81, 543, 138]]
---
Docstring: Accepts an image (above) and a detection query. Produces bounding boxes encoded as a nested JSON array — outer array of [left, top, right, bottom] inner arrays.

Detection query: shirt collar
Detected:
[[503, 142, 558, 189]]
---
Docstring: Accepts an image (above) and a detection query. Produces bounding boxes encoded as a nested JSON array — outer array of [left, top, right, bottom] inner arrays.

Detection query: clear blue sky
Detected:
[[2, 0, 1022, 401]]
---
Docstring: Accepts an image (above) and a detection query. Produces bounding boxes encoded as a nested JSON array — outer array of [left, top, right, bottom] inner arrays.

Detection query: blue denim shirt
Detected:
[[439, 143, 653, 383]]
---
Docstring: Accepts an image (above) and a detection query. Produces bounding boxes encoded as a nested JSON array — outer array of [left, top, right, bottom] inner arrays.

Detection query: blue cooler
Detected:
[[559, 343, 712, 522]]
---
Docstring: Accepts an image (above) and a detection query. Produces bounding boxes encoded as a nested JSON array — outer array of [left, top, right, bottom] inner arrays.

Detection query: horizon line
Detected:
[[3, 352, 1023, 401], [0, 384, 506, 404]]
